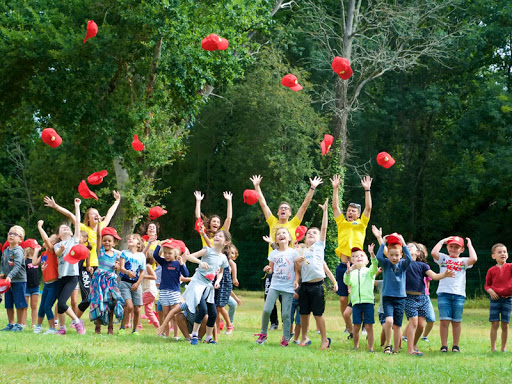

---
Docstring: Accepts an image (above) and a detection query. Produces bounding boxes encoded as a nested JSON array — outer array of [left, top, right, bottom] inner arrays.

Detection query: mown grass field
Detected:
[[0, 291, 511, 383]]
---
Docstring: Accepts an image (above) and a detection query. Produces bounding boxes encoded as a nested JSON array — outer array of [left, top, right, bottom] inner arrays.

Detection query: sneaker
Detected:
[[1, 324, 14, 331], [402, 336, 408, 343], [44, 328, 58, 335], [57, 327, 67, 335], [347, 333, 353, 340], [205, 339, 217, 344], [269, 323, 278, 331], [33, 325, 43, 334], [255, 333, 268, 344], [293, 340, 300, 345], [421, 336, 429, 342], [71, 319, 86, 335], [316, 330, 321, 334], [117, 328, 126, 336], [132, 331, 140, 336], [225, 326, 234, 335], [280, 336, 289, 347], [11, 324, 23, 332], [190, 336, 199, 346], [361, 328, 367, 335]]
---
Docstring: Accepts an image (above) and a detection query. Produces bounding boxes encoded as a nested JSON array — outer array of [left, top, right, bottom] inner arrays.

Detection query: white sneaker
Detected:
[[33, 325, 43, 334], [44, 328, 58, 335], [361, 328, 368, 335]]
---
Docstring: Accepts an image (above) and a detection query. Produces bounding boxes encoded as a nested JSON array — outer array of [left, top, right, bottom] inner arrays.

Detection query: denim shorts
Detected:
[[291, 299, 301, 325], [335, 263, 349, 297], [352, 303, 375, 325], [489, 297, 512, 323], [382, 296, 406, 327], [437, 292, 465, 322], [4, 282, 28, 309], [25, 285, 40, 296], [425, 296, 436, 322], [119, 280, 143, 306], [378, 312, 386, 325]]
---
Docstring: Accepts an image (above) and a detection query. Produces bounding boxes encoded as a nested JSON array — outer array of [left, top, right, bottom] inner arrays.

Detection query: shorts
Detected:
[[119, 280, 143, 306], [74, 282, 80, 290], [382, 296, 406, 327], [489, 297, 512, 323], [159, 289, 181, 307], [437, 292, 465, 322], [298, 281, 325, 316], [405, 294, 429, 319], [425, 296, 436, 322], [4, 282, 28, 309], [352, 303, 375, 325], [157, 300, 163, 312], [335, 263, 349, 297], [25, 285, 40, 296], [378, 312, 385, 325]]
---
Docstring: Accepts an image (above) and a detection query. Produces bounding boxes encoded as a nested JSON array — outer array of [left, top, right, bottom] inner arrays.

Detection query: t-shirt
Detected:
[[268, 248, 298, 294], [191, 247, 229, 285], [40, 250, 59, 283], [300, 241, 326, 283], [97, 246, 120, 273], [1, 246, 26, 283], [376, 243, 412, 298], [25, 258, 40, 288], [484, 263, 512, 297], [119, 250, 146, 283], [266, 215, 301, 255], [405, 261, 431, 293], [435, 253, 473, 297], [55, 237, 79, 278], [334, 213, 370, 258], [80, 222, 105, 268], [153, 247, 189, 291]]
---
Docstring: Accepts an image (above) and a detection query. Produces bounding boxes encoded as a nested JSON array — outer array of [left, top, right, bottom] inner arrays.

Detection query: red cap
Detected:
[[387, 233, 402, 245], [148, 206, 167, 220], [447, 236, 464, 248], [243, 189, 259, 205], [195, 218, 204, 234], [161, 239, 187, 254], [142, 235, 150, 242], [321, 134, 334, 156], [376, 151, 396, 169], [21, 239, 38, 249], [0, 279, 11, 294], [201, 34, 229, 51], [351, 247, 364, 253], [331, 57, 353, 80], [78, 180, 98, 200], [132, 134, 145, 151], [281, 74, 303, 91], [295, 225, 307, 242], [101, 227, 121, 240], [41, 128, 63, 148], [83, 20, 98, 44], [63, 244, 90, 264], [87, 170, 108, 185]]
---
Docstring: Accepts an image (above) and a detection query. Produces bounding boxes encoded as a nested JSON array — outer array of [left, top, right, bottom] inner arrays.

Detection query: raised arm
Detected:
[[250, 175, 272, 220], [222, 191, 233, 230], [431, 237, 450, 262], [186, 248, 208, 265], [361, 176, 373, 218], [31, 246, 43, 267], [73, 198, 81, 241], [320, 198, 329, 242], [466, 237, 478, 266], [194, 191, 204, 219], [323, 262, 338, 292], [330, 174, 342, 218], [426, 268, 455, 281], [296, 176, 323, 221], [103, 190, 121, 226], [44, 196, 76, 222], [37, 220, 54, 252]]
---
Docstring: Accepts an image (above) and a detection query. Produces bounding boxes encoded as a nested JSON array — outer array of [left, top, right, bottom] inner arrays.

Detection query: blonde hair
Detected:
[[24, 247, 34, 259], [9, 225, 25, 241], [492, 243, 506, 254], [129, 234, 144, 252], [83, 208, 100, 228], [275, 227, 294, 248]]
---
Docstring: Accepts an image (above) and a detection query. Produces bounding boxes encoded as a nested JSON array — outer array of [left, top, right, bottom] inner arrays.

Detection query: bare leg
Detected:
[[133, 306, 142, 332], [70, 289, 79, 315], [491, 321, 499, 352], [439, 320, 450, 347], [16, 308, 25, 325], [501, 321, 508, 352], [423, 321, 434, 337], [407, 317, 418, 354], [380, 326, 386, 347], [30, 294, 39, 326], [392, 324, 401, 352], [340, 296, 352, 333], [299, 314, 310, 345], [365, 323, 374, 351], [161, 306, 170, 336], [121, 300, 133, 329], [353, 324, 361, 349], [452, 321, 462, 347], [383, 317, 393, 347], [314, 315, 329, 349], [413, 317, 426, 351], [293, 323, 301, 342]]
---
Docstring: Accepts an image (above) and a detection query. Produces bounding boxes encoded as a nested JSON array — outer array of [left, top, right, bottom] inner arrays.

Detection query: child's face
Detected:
[[407, 243, 419, 261], [102, 235, 115, 251], [305, 228, 320, 244], [447, 244, 464, 258], [7, 228, 22, 245], [388, 247, 402, 265], [492, 246, 508, 266], [275, 228, 290, 244], [228, 247, 238, 260], [351, 251, 368, 267], [162, 247, 179, 262], [58, 224, 72, 238], [213, 231, 226, 245], [147, 223, 157, 236], [127, 235, 140, 249]]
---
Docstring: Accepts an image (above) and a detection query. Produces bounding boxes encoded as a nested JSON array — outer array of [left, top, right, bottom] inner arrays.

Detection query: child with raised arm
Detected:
[[376, 233, 412, 354], [344, 244, 378, 351], [331, 174, 373, 337], [294, 199, 338, 349], [194, 190, 233, 246], [22, 240, 42, 328], [484, 243, 512, 352], [431, 236, 477, 352]]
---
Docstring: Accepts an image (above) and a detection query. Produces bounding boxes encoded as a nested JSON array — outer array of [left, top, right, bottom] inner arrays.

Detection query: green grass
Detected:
[[1, 292, 511, 383]]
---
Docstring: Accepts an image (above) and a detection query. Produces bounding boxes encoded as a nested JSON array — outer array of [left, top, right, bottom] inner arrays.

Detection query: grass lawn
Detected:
[[0, 291, 511, 383]]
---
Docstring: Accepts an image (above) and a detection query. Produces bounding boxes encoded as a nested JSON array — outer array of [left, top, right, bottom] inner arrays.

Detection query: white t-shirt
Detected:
[[300, 241, 326, 283], [54, 237, 79, 278], [268, 248, 298, 294], [435, 253, 473, 297]]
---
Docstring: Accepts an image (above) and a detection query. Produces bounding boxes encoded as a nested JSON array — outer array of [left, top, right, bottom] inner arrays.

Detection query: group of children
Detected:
[[1, 174, 511, 354]]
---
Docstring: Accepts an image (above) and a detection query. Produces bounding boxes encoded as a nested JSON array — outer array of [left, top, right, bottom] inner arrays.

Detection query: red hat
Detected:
[[63, 244, 90, 264], [376, 152, 396, 169], [321, 134, 334, 156], [295, 225, 307, 242], [83, 20, 98, 44], [101, 227, 121, 240], [243, 189, 259, 205], [201, 34, 229, 51], [387, 233, 402, 245], [331, 57, 353, 80], [21, 239, 38, 249], [132, 134, 145, 151], [195, 218, 204, 234], [78, 180, 98, 200], [87, 170, 108, 185], [281, 74, 303, 91], [447, 236, 464, 248], [161, 239, 187, 254], [142, 234, 150, 242], [41, 128, 63, 148], [148, 206, 167, 220], [351, 247, 364, 253], [0, 279, 11, 294]]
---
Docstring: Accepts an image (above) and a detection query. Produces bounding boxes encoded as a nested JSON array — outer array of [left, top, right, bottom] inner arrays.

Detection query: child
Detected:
[[295, 199, 338, 349], [344, 244, 378, 351], [432, 236, 477, 352], [142, 254, 160, 329], [0, 225, 28, 331], [22, 239, 41, 328], [53, 198, 86, 335], [118, 234, 146, 335], [194, 190, 233, 246], [89, 227, 124, 335], [224, 244, 240, 334], [256, 227, 299, 346], [484, 243, 512, 352], [376, 233, 412, 354], [215, 244, 237, 338], [33, 220, 59, 334]]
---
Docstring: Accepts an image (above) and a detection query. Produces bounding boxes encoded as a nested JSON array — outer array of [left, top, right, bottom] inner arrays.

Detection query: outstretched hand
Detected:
[[371, 225, 382, 239], [113, 190, 121, 200], [223, 191, 233, 201], [194, 191, 204, 201], [319, 198, 329, 211], [330, 174, 341, 188], [44, 196, 57, 209], [309, 176, 323, 189], [361, 176, 373, 190], [250, 175, 262, 187]]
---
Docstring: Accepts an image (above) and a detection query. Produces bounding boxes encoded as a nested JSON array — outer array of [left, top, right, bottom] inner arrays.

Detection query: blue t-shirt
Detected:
[[153, 246, 189, 292], [119, 250, 146, 282], [268, 248, 298, 294], [376, 243, 412, 297], [405, 261, 431, 293], [98, 246, 120, 273]]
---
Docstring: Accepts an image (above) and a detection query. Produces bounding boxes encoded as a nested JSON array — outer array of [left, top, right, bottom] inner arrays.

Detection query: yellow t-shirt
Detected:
[[144, 240, 160, 270], [334, 213, 369, 258], [266, 215, 302, 255], [80, 222, 105, 267]]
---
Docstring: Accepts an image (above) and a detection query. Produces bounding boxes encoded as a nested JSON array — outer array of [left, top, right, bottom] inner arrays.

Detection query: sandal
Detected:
[[409, 350, 423, 356], [440, 346, 448, 353], [452, 345, 460, 353], [384, 345, 393, 354]]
